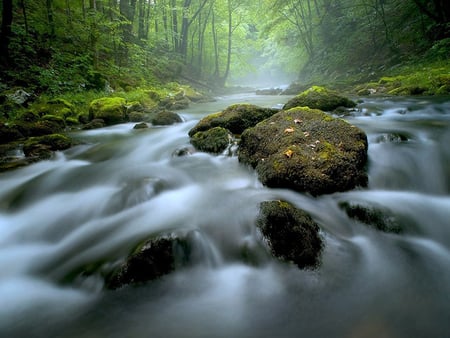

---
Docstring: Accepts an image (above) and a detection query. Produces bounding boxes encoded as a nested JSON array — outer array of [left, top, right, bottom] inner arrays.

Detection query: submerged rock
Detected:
[[190, 126, 232, 154], [188, 104, 279, 137], [256, 200, 323, 268], [339, 201, 403, 233], [238, 107, 368, 196], [105, 235, 190, 289], [284, 86, 357, 111]]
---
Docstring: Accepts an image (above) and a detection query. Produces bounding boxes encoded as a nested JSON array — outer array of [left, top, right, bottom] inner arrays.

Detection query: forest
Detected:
[[0, 0, 449, 95]]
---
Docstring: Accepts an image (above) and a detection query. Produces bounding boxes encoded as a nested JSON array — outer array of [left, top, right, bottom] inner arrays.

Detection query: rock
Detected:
[[88, 97, 127, 125], [23, 134, 72, 159], [0, 123, 24, 143], [133, 122, 149, 129], [159, 92, 190, 110], [105, 235, 190, 289], [190, 127, 232, 154], [238, 107, 368, 196], [256, 200, 323, 268], [82, 119, 105, 130], [188, 104, 279, 137], [339, 201, 403, 233], [280, 82, 309, 95], [6, 89, 32, 105], [128, 111, 147, 122], [283, 86, 357, 111], [151, 110, 182, 125], [256, 88, 282, 95]]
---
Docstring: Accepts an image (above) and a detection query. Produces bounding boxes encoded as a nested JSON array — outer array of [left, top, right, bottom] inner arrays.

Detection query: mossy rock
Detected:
[[30, 98, 76, 119], [256, 200, 323, 268], [82, 119, 105, 130], [151, 110, 182, 125], [0, 123, 24, 143], [133, 122, 149, 129], [339, 201, 403, 233], [105, 234, 191, 290], [23, 134, 72, 158], [190, 127, 232, 154], [14, 119, 64, 137], [283, 86, 357, 111], [188, 104, 279, 137], [88, 97, 127, 125], [238, 107, 368, 196]]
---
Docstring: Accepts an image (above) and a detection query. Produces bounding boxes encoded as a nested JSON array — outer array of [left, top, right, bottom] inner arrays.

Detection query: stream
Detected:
[[0, 93, 449, 337]]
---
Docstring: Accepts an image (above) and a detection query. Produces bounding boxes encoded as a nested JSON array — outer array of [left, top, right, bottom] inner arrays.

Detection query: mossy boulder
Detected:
[[188, 104, 279, 137], [151, 110, 183, 125], [190, 127, 232, 154], [238, 107, 368, 196], [256, 200, 323, 268], [105, 235, 190, 290], [339, 201, 403, 233], [89, 97, 127, 125], [82, 118, 105, 130], [23, 134, 72, 159], [283, 86, 357, 111], [13, 112, 65, 137]]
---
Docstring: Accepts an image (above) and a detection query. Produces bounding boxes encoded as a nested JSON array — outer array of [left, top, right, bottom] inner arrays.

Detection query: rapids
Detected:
[[0, 93, 449, 337]]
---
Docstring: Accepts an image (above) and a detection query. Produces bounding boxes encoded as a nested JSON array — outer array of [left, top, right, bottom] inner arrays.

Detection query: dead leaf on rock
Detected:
[[303, 131, 310, 137], [284, 127, 295, 133], [294, 119, 303, 124], [284, 149, 294, 158]]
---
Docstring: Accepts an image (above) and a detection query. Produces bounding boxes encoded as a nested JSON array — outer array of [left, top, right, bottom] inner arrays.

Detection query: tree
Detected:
[[0, 0, 13, 67]]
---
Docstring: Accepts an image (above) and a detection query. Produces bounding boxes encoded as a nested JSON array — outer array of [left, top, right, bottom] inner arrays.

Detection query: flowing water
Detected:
[[0, 93, 449, 338]]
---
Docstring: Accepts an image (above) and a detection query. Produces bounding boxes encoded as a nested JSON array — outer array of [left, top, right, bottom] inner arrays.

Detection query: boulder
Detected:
[[256, 200, 323, 268], [88, 97, 127, 125], [23, 134, 72, 159], [190, 127, 232, 154], [133, 122, 149, 129], [238, 107, 368, 196], [151, 110, 182, 126], [339, 201, 403, 233], [188, 104, 279, 137], [283, 86, 357, 111], [105, 235, 190, 289], [82, 119, 105, 130]]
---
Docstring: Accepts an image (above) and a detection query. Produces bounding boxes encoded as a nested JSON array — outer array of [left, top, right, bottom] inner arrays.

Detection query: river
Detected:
[[0, 93, 449, 337]]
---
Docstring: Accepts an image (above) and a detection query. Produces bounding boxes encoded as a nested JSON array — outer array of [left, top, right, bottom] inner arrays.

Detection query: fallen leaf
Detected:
[[284, 149, 294, 158], [284, 127, 295, 133]]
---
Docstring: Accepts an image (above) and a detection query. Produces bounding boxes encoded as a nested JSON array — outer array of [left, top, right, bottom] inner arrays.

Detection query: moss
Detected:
[[188, 104, 279, 136], [89, 97, 127, 125], [190, 127, 231, 154], [23, 133, 72, 158], [284, 86, 357, 111], [256, 200, 323, 269]]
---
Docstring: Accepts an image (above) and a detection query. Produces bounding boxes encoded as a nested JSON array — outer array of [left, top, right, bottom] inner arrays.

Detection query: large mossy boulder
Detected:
[[238, 107, 368, 196], [256, 200, 323, 268], [283, 86, 357, 111], [89, 97, 127, 125], [188, 104, 279, 137], [190, 126, 232, 154]]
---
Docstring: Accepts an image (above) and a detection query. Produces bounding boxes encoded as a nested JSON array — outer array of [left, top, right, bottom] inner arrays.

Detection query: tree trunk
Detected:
[[46, 0, 55, 38], [0, 0, 13, 67]]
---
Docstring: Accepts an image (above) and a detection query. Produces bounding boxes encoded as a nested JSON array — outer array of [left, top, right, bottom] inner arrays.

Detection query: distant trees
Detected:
[[0, 0, 448, 90]]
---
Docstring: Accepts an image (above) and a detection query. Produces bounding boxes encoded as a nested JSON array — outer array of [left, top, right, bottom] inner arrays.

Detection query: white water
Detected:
[[0, 94, 449, 337]]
